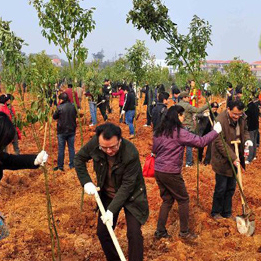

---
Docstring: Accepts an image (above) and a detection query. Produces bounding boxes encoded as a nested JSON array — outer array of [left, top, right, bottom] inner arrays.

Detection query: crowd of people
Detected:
[[0, 79, 260, 261]]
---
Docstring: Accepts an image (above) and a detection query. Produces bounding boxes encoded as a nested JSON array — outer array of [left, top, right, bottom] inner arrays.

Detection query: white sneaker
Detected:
[[185, 164, 192, 167], [253, 157, 257, 161], [89, 124, 94, 127], [245, 160, 250, 164], [143, 124, 151, 127]]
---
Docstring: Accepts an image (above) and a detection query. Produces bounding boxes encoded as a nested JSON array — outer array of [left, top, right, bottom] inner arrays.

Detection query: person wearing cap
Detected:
[[53, 92, 77, 171], [178, 92, 209, 167]]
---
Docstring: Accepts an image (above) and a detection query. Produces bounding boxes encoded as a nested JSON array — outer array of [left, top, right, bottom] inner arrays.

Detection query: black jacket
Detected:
[[245, 101, 259, 131], [74, 136, 149, 225], [0, 153, 38, 180], [152, 103, 167, 130], [53, 101, 77, 134], [123, 91, 135, 112]]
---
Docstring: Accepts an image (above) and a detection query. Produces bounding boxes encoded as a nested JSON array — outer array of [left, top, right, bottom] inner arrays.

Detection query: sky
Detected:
[[1, 0, 261, 63]]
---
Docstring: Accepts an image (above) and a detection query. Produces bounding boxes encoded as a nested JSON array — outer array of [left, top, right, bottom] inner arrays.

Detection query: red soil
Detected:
[[0, 93, 261, 261]]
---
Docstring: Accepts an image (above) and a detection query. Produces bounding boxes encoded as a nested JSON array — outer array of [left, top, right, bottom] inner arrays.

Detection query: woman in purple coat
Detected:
[[153, 105, 221, 240]]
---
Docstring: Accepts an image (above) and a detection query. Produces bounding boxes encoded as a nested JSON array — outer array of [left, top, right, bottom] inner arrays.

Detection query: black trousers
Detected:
[[97, 194, 143, 261], [146, 105, 153, 125], [99, 103, 108, 121], [211, 173, 237, 217]]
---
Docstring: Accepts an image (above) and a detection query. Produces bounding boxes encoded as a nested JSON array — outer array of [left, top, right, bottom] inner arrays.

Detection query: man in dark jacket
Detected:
[[152, 91, 169, 130], [74, 123, 149, 261], [53, 92, 77, 171], [211, 100, 251, 219]]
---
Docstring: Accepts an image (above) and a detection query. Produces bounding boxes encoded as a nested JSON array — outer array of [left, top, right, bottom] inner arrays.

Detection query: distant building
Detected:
[[249, 61, 261, 80], [201, 60, 261, 80], [154, 59, 175, 75], [51, 58, 62, 67]]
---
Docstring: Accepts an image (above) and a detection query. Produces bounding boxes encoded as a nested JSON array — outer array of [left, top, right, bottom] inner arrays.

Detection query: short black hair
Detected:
[[158, 92, 170, 102], [68, 83, 73, 88], [0, 94, 7, 104], [58, 92, 69, 102], [0, 112, 16, 150], [96, 123, 122, 140], [6, 94, 14, 102], [227, 100, 245, 111], [235, 84, 243, 94], [227, 82, 233, 89], [211, 102, 219, 108]]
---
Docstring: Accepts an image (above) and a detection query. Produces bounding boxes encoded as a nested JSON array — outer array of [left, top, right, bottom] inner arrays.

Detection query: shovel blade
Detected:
[[236, 216, 255, 236]]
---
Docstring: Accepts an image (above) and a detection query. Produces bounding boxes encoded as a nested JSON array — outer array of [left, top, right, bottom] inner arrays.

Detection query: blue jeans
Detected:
[[89, 101, 97, 125], [125, 110, 135, 135], [211, 174, 236, 217], [186, 146, 193, 166], [57, 133, 75, 169]]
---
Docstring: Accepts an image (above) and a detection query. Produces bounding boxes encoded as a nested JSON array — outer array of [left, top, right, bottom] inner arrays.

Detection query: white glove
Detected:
[[34, 150, 48, 166], [101, 99, 105, 103], [213, 122, 222, 134], [101, 210, 113, 227], [152, 101, 156, 106], [245, 140, 253, 147], [120, 110, 125, 116], [109, 90, 112, 94], [84, 182, 97, 195]]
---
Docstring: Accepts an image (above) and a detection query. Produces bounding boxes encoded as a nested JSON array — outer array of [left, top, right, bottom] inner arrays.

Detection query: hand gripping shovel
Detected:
[[93, 190, 127, 261], [231, 140, 255, 236]]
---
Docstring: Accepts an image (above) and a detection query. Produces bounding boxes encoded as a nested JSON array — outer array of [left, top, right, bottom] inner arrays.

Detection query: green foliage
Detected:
[[0, 17, 27, 92], [99, 58, 133, 83], [82, 61, 102, 100], [208, 70, 228, 96], [125, 39, 150, 86], [145, 56, 171, 88], [30, 0, 95, 76], [224, 58, 258, 104], [127, 1, 212, 72], [25, 51, 59, 90]]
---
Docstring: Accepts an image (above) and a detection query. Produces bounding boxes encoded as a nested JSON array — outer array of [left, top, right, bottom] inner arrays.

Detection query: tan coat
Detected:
[[211, 110, 250, 177]]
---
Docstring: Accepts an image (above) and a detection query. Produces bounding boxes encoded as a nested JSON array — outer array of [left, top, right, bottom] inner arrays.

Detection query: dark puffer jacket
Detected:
[[74, 136, 149, 225], [53, 101, 77, 135], [152, 103, 167, 130]]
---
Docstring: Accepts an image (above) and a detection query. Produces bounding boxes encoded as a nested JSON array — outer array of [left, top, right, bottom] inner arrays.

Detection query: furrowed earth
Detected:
[[1, 92, 261, 261]]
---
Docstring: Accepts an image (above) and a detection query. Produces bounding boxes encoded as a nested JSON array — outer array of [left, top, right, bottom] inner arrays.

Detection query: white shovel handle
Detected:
[[94, 192, 127, 261]]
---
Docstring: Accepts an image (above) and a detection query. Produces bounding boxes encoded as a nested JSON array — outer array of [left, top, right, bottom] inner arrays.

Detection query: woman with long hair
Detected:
[[153, 105, 221, 240]]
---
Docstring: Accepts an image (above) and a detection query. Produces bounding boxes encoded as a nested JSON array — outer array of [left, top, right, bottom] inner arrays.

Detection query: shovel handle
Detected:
[[231, 140, 246, 214], [94, 192, 127, 261]]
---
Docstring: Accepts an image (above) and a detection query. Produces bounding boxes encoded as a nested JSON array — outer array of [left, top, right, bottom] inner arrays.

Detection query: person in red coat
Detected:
[[64, 84, 80, 109], [112, 84, 125, 123]]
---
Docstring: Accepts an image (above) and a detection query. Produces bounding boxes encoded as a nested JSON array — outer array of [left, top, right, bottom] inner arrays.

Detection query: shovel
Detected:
[[231, 140, 255, 236], [93, 190, 127, 261]]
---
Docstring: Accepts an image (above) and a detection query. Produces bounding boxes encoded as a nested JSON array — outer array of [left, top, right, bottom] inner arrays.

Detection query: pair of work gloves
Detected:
[[84, 182, 113, 227]]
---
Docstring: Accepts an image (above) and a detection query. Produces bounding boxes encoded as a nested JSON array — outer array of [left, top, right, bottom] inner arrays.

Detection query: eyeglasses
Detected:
[[99, 141, 121, 152], [231, 112, 243, 117]]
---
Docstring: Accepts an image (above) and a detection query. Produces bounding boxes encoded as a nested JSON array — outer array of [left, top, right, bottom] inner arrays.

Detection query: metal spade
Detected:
[[231, 140, 255, 236]]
